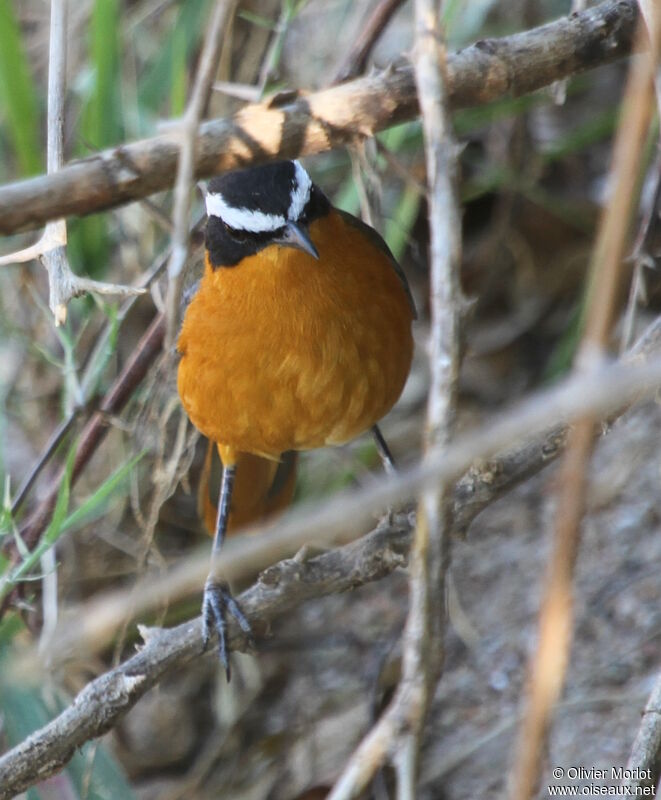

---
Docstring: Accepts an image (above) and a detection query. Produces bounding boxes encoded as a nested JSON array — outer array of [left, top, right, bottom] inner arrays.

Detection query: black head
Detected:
[[205, 161, 330, 268]]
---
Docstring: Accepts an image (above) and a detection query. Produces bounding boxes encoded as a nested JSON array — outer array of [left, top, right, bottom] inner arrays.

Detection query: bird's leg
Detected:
[[202, 462, 253, 680], [371, 424, 397, 526], [372, 424, 397, 476]]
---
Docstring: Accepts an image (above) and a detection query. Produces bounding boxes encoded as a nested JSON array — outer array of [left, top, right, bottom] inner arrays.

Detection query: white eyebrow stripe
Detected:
[[289, 161, 312, 220], [205, 192, 285, 232]]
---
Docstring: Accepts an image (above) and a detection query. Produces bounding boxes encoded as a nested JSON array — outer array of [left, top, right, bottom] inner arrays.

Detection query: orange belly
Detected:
[[177, 210, 414, 463]]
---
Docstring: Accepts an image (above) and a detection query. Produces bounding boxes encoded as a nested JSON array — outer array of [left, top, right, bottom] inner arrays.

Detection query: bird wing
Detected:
[[334, 208, 417, 319]]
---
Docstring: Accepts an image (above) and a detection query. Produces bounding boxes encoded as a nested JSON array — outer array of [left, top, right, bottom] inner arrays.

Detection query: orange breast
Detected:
[[177, 210, 414, 462]]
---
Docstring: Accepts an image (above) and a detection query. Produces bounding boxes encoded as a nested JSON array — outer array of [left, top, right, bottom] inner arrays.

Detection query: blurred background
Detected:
[[0, 1, 659, 798]]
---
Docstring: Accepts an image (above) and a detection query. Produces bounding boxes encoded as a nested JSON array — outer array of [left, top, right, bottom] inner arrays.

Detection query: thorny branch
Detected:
[[4, 325, 661, 797], [0, 0, 638, 235], [510, 10, 661, 800]]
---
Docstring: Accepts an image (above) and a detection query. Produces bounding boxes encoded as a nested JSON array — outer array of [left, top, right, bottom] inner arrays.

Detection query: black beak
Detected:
[[275, 221, 319, 260]]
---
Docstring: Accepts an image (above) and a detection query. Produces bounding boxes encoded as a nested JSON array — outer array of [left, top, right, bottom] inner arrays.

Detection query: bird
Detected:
[[177, 159, 416, 677], [198, 445, 298, 534]]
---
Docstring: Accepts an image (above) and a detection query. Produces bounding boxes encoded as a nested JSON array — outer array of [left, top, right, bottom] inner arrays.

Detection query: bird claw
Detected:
[[202, 578, 254, 681]]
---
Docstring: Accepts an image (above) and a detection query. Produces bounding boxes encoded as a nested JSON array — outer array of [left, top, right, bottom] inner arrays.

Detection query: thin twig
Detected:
[[35, 0, 70, 663], [164, 0, 237, 348], [510, 11, 661, 800], [398, 0, 462, 783], [0, 0, 638, 235], [11, 409, 82, 516], [619, 147, 661, 354], [40, 0, 73, 326]]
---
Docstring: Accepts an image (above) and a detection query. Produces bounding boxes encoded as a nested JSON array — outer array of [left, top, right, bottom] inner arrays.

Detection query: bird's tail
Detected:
[[198, 442, 298, 535]]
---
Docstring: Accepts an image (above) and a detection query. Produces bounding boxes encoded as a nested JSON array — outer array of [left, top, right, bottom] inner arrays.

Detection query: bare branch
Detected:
[[0, 520, 412, 800], [511, 11, 661, 800], [0, 0, 638, 236], [396, 0, 462, 782]]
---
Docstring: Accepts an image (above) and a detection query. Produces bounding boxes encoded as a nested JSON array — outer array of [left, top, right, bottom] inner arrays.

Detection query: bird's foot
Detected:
[[202, 577, 254, 681]]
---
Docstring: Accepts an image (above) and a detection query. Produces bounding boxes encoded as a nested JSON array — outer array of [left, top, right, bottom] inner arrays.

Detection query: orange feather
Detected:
[[177, 209, 414, 469]]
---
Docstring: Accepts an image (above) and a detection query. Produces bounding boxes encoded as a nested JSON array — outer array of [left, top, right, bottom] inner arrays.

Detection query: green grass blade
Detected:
[[138, 0, 210, 117], [384, 184, 421, 263], [82, 0, 123, 149], [0, 445, 75, 603], [0, 0, 42, 175], [170, 22, 188, 117], [60, 451, 144, 534], [75, 0, 123, 277]]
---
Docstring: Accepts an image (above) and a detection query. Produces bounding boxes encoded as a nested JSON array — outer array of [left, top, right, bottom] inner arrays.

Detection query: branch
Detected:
[[0, 0, 638, 235], [0, 520, 412, 800]]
